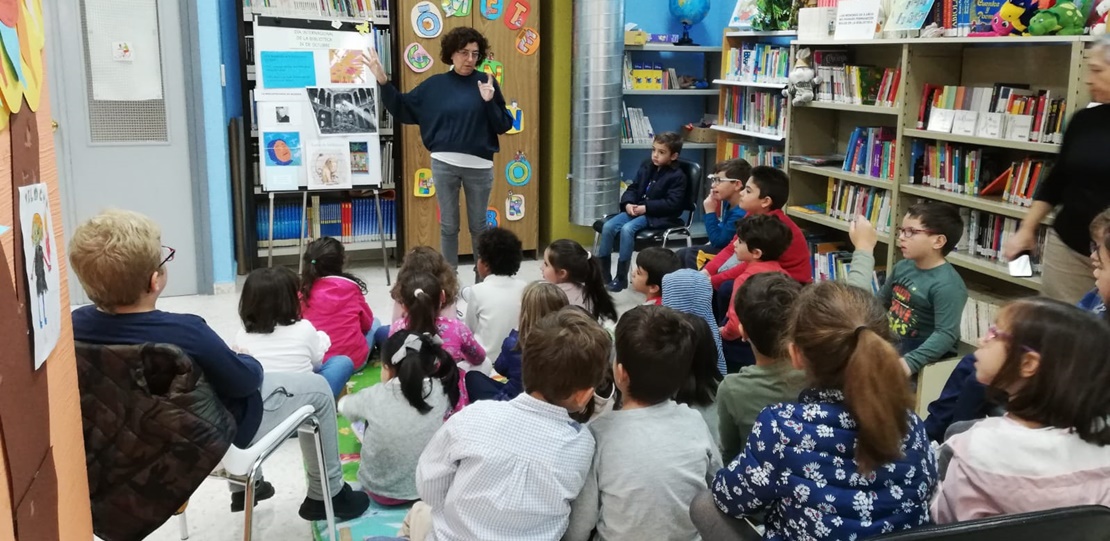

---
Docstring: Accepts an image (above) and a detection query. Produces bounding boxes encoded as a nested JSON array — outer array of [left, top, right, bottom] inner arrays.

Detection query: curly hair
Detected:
[[440, 26, 489, 66], [476, 227, 523, 276]]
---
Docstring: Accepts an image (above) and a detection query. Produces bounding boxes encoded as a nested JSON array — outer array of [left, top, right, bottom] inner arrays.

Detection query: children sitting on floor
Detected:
[[719, 214, 794, 342], [461, 227, 527, 372], [691, 281, 935, 540], [338, 331, 460, 507], [464, 281, 569, 402], [300, 237, 380, 372], [411, 308, 612, 540], [69, 210, 369, 520], [846, 202, 968, 377], [716, 272, 807, 461], [595, 131, 687, 292], [662, 269, 726, 375], [543, 239, 618, 322], [674, 312, 724, 448], [565, 305, 721, 541], [235, 266, 354, 397], [700, 166, 813, 321], [376, 247, 463, 350], [630, 246, 682, 305], [932, 298, 1110, 522]]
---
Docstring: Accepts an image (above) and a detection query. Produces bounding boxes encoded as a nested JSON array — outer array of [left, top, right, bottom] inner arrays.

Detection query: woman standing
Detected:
[[366, 27, 514, 272], [1003, 37, 1110, 303]]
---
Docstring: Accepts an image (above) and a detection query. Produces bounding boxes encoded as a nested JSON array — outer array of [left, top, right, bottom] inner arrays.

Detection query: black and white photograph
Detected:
[[307, 87, 377, 135], [275, 106, 291, 124]]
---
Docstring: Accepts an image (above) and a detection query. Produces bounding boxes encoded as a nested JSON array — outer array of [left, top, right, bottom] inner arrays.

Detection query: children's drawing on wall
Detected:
[[307, 144, 353, 190], [350, 141, 370, 173], [18, 184, 60, 369], [307, 87, 377, 135], [263, 132, 303, 166], [329, 49, 368, 84]]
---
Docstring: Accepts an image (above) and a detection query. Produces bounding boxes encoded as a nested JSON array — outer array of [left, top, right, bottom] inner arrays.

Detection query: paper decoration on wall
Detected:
[[503, 0, 531, 29], [263, 132, 303, 166], [442, 0, 472, 17], [18, 183, 60, 369], [0, 0, 16, 27], [412, 1, 444, 39], [307, 87, 378, 135], [0, 24, 22, 82], [481, 0, 504, 19], [261, 51, 317, 88], [414, 167, 435, 197], [112, 41, 133, 62], [505, 151, 532, 186], [486, 207, 500, 228], [515, 27, 540, 56], [350, 141, 370, 173], [404, 42, 434, 73], [506, 191, 524, 221], [307, 143, 354, 190], [329, 49, 369, 83], [506, 100, 524, 134], [355, 21, 371, 34], [479, 54, 503, 87]]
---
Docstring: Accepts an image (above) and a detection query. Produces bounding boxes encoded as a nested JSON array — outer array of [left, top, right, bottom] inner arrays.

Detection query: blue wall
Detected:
[[625, 0, 736, 46], [198, 1, 236, 287]]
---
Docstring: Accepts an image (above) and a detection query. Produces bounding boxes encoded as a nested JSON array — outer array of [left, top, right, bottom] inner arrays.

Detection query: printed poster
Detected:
[[307, 87, 377, 135], [18, 184, 60, 369], [307, 143, 353, 190]]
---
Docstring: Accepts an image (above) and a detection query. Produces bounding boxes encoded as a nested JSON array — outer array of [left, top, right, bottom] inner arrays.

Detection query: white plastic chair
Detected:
[[178, 404, 337, 541]]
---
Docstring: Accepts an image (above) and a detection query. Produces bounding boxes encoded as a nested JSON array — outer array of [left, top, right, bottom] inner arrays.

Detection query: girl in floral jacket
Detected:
[[701, 281, 937, 540]]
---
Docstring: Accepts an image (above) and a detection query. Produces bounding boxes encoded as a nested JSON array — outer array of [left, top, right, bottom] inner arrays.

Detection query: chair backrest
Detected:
[[76, 341, 237, 541], [874, 505, 1110, 541], [639, 157, 703, 227]]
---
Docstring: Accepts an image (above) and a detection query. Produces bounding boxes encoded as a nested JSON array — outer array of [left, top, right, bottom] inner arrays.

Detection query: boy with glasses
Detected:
[[677, 159, 752, 270], [847, 201, 968, 377]]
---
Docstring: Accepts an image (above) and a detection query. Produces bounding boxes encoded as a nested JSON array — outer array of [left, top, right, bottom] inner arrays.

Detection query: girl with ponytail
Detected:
[[390, 271, 485, 372], [542, 239, 618, 322], [698, 281, 936, 541], [338, 331, 460, 506]]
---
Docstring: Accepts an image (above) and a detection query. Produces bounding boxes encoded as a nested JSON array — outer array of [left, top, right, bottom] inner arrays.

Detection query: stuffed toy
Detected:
[[1028, 0, 1087, 34], [969, 12, 1021, 34], [783, 47, 820, 106], [1091, 0, 1109, 35]]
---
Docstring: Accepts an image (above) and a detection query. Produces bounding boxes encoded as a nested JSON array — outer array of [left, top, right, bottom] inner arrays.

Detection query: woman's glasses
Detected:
[[160, 245, 176, 268]]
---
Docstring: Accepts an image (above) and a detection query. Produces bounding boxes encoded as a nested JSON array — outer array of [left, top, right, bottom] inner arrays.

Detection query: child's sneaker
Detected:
[[230, 480, 275, 512], [298, 483, 370, 521]]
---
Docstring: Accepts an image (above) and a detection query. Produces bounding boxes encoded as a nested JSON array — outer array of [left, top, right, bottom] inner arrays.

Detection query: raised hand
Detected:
[[362, 47, 389, 85], [849, 216, 878, 253], [477, 75, 495, 102]]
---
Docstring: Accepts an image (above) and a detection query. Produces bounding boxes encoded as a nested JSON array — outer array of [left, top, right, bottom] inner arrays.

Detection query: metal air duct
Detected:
[[570, 0, 624, 226]]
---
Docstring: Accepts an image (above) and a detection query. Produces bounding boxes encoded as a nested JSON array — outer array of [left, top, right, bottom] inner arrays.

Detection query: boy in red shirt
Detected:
[[701, 166, 812, 319], [719, 215, 793, 341]]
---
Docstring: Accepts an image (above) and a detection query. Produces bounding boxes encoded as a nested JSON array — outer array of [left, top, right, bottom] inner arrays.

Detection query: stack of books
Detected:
[[724, 43, 790, 84], [844, 126, 897, 179], [722, 87, 786, 136]]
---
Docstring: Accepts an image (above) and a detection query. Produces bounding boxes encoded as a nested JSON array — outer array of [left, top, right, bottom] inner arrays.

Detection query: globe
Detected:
[[669, 0, 710, 45]]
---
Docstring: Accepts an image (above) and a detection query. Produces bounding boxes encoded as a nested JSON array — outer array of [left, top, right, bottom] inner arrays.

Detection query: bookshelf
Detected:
[[236, 1, 401, 270], [622, 44, 721, 155], [713, 31, 795, 168], [781, 35, 1095, 345]]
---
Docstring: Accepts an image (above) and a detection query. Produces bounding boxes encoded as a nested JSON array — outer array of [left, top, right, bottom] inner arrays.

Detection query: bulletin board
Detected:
[[398, 0, 541, 254], [254, 18, 384, 191]]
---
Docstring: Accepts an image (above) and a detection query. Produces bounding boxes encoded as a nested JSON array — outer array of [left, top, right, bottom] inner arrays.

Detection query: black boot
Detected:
[[598, 255, 613, 284], [608, 259, 630, 292]]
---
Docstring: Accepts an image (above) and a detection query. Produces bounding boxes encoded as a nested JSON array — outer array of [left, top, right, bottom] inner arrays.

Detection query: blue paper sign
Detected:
[[260, 51, 317, 89]]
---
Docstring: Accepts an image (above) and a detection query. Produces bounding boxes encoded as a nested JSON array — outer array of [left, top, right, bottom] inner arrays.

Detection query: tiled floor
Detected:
[[139, 258, 645, 540]]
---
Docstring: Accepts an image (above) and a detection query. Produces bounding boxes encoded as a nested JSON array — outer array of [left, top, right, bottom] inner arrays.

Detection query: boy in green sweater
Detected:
[[716, 272, 807, 460], [847, 201, 968, 376]]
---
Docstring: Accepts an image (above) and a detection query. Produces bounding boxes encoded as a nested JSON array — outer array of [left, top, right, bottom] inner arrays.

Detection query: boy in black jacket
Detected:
[[596, 131, 687, 291]]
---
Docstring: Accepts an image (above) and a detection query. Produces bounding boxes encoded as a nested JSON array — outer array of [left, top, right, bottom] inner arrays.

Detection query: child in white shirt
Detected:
[[461, 227, 528, 372]]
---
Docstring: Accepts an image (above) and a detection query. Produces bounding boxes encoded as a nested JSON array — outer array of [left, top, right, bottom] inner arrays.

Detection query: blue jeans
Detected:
[[366, 317, 383, 357], [597, 213, 649, 262], [431, 159, 494, 269], [317, 355, 355, 397]]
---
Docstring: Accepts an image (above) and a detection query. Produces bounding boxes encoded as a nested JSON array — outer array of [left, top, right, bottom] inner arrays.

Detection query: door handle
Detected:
[[51, 120, 58, 133]]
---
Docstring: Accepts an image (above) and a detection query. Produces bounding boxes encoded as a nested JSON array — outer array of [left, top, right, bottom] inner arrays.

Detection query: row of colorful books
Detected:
[[843, 126, 896, 180], [800, 233, 886, 294], [722, 87, 786, 136], [724, 42, 790, 84], [722, 140, 785, 168], [813, 65, 900, 107], [256, 196, 397, 247], [623, 55, 693, 91], [918, 83, 1066, 144], [953, 207, 1047, 273], [907, 141, 1049, 207], [826, 179, 894, 233]]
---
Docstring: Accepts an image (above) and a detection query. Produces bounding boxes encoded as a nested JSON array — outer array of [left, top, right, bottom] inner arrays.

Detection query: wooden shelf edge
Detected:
[[946, 252, 1042, 290], [903, 129, 1061, 154], [624, 89, 720, 96], [726, 30, 797, 37], [899, 184, 1053, 224], [786, 208, 893, 243], [712, 78, 788, 89], [711, 124, 786, 141], [796, 101, 900, 115], [625, 44, 722, 52], [789, 163, 894, 190]]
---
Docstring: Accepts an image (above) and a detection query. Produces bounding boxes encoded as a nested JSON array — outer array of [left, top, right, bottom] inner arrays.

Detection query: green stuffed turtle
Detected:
[[1027, 0, 1087, 35]]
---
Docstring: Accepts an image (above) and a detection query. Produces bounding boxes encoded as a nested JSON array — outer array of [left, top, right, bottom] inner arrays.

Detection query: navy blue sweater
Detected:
[[619, 162, 688, 228], [380, 70, 514, 160], [72, 306, 265, 448]]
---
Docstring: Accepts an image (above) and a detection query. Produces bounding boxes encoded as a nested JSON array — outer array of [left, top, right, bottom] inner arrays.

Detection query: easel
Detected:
[[264, 187, 392, 285]]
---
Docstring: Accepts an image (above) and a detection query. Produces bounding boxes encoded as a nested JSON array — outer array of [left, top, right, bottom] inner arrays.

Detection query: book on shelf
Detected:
[[918, 83, 1066, 144], [257, 195, 397, 248], [947, 207, 1047, 273], [723, 140, 784, 168], [812, 49, 848, 102], [815, 65, 900, 106], [843, 126, 896, 179], [960, 290, 1012, 344], [798, 233, 887, 293], [724, 42, 790, 84], [790, 154, 845, 166], [907, 139, 1050, 206], [623, 54, 690, 90], [826, 178, 893, 232], [243, 0, 390, 19], [923, 0, 996, 37], [621, 101, 656, 144], [722, 86, 786, 136]]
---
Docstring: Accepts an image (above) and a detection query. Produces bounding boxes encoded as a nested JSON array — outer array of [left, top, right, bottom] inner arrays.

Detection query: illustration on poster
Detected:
[[481, 0, 504, 19]]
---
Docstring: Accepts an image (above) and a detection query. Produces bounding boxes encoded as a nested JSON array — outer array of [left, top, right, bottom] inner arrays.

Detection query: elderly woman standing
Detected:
[[1003, 37, 1110, 303], [366, 27, 514, 271]]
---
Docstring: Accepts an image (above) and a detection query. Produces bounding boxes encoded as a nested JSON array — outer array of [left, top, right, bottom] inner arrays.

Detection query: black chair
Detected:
[[591, 158, 704, 255], [874, 505, 1110, 541]]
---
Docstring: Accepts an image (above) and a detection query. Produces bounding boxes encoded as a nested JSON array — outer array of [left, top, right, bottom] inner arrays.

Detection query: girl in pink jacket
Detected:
[[301, 237, 381, 371]]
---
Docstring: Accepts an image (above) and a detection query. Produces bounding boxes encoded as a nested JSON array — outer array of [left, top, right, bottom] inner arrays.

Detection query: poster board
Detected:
[[254, 18, 383, 191]]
